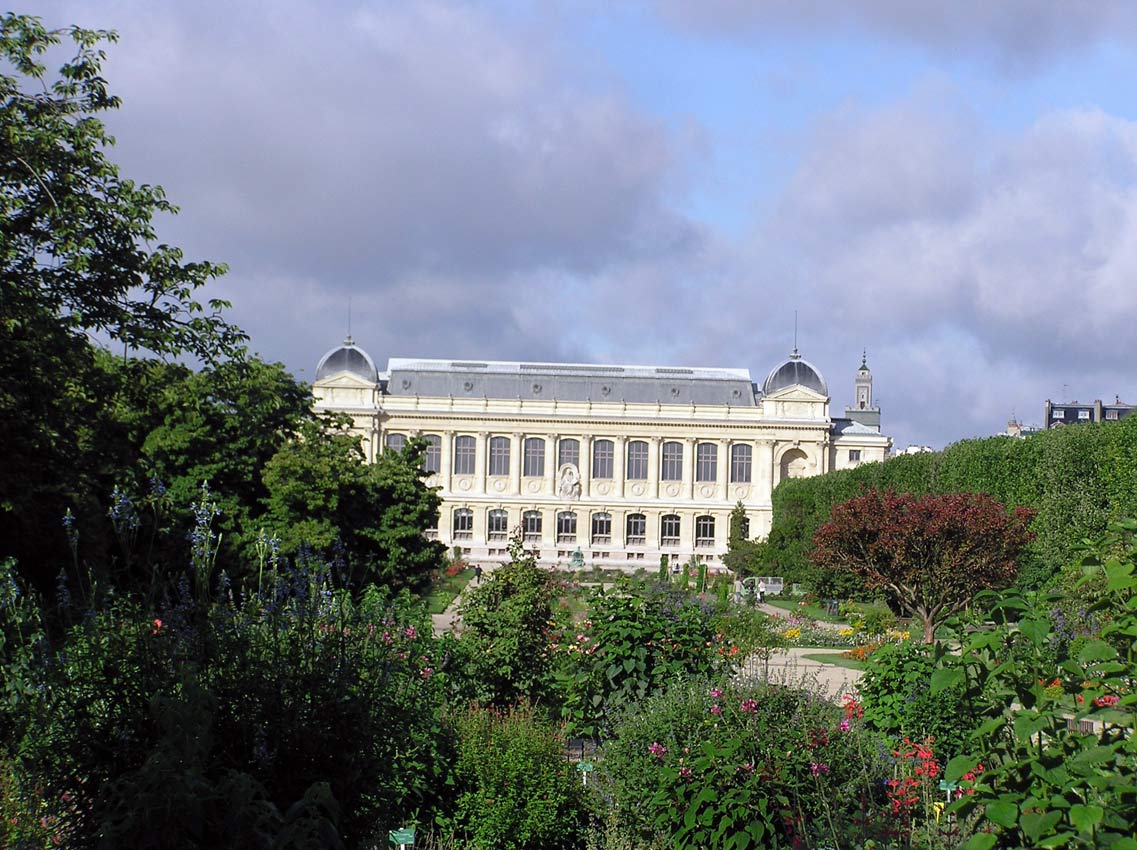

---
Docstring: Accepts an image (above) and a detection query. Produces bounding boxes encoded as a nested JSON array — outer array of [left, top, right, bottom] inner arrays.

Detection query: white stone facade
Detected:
[[313, 343, 891, 570]]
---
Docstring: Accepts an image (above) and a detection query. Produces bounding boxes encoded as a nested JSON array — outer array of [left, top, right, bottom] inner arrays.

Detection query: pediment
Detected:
[[762, 384, 828, 403], [316, 372, 378, 389]]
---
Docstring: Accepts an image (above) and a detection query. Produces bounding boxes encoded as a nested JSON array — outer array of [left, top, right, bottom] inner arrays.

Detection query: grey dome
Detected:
[[315, 336, 378, 382], [762, 351, 828, 396]]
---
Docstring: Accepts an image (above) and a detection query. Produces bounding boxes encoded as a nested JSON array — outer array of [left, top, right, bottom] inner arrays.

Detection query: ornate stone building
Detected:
[[312, 340, 891, 569]]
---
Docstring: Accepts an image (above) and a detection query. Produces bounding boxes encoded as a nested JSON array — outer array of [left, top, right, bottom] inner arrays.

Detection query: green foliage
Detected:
[[935, 520, 1137, 848], [0, 557, 450, 849], [454, 535, 563, 707], [769, 417, 1137, 593], [553, 579, 746, 739], [443, 704, 587, 850], [599, 679, 893, 849], [858, 641, 977, 761]]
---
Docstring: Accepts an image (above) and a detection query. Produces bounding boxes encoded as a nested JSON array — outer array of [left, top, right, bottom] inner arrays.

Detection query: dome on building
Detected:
[[315, 336, 378, 383], [762, 349, 828, 396]]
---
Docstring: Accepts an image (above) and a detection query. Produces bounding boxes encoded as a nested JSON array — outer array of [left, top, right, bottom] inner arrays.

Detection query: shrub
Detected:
[[442, 704, 587, 850]]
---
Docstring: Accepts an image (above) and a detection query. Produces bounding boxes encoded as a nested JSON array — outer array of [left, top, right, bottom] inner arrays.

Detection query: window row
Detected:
[[386, 434, 755, 483], [448, 508, 718, 547]]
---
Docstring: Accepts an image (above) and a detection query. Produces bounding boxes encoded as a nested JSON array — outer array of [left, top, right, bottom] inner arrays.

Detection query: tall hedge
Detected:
[[767, 416, 1137, 591]]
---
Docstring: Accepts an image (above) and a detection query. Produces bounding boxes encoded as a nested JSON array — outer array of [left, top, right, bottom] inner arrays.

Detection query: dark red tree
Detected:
[[811, 489, 1036, 643]]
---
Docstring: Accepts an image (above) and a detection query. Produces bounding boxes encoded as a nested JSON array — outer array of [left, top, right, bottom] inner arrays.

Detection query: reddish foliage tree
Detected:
[[811, 489, 1036, 643]]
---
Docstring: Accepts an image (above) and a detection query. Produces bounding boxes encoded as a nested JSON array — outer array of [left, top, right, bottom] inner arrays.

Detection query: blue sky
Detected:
[[28, 0, 1137, 449]]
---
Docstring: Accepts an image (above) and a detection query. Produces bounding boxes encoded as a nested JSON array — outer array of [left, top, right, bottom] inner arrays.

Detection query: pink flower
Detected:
[[810, 762, 830, 776], [709, 687, 724, 698], [679, 766, 693, 780], [421, 667, 433, 679], [839, 719, 850, 732], [710, 704, 722, 715], [740, 699, 758, 714], [648, 741, 667, 759], [151, 618, 163, 635], [403, 626, 417, 639]]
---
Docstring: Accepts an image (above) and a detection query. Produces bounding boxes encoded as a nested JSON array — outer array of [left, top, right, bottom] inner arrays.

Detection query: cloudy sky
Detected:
[[31, 0, 1137, 449]]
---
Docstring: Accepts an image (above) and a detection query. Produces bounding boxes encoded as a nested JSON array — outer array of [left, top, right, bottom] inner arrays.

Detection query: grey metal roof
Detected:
[[762, 351, 828, 396], [383, 358, 758, 406], [832, 418, 882, 436], [315, 337, 379, 382]]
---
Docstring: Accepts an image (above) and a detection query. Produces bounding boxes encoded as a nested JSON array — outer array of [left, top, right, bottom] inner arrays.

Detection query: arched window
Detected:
[[385, 433, 406, 453], [591, 512, 612, 544], [487, 509, 509, 541], [453, 435, 476, 475], [452, 508, 473, 540], [626, 440, 648, 480], [696, 443, 717, 482], [523, 510, 543, 542], [558, 438, 580, 469], [523, 437, 545, 477], [423, 434, 441, 474], [660, 514, 680, 546], [661, 441, 683, 481], [557, 511, 577, 543], [779, 448, 809, 481], [489, 436, 510, 476], [695, 515, 715, 548], [730, 444, 752, 483], [626, 513, 646, 545], [592, 439, 614, 479]]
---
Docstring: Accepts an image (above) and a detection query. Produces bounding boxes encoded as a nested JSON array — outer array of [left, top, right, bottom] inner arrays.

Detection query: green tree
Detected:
[[811, 489, 1036, 642], [722, 501, 762, 577], [261, 428, 445, 593]]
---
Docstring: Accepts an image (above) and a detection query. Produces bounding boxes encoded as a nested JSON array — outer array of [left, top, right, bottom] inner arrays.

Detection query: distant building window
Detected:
[[1078, 409, 1091, 420], [557, 511, 577, 543], [591, 512, 612, 545], [523, 437, 545, 477], [523, 510, 542, 542], [660, 514, 680, 546], [453, 435, 476, 475], [696, 443, 717, 482], [695, 515, 715, 548], [592, 439, 614, 479], [730, 444, 752, 483], [626, 513, 646, 545], [489, 436, 510, 476], [1106, 409, 1120, 420], [558, 438, 579, 470], [626, 440, 649, 480], [452, 508, 473, 540], [661, 442, 683, 481], [849, 449, 862, 463], [488, 509, 509, 541], [1052, 409, 1065, 419], [385, 433, 406, 453], [423, 434, 441, 474]]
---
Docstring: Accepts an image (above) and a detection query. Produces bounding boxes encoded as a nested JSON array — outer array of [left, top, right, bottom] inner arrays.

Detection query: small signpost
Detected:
[[576, 760, 594, 786], [389, 826, 415, 849]]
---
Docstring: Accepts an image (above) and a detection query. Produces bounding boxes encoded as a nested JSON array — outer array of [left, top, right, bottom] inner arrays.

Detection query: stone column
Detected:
[[439, 430, 453, 494], [475, 431, 488, 494], [716, 439, 729, 500], [544, 434, 557, 496], [647, 437, 661, 500], [579, 436, 592, 499], [683, 438, 696, 500], [614, 437, 626, 499], [510, 432, 523, 495]]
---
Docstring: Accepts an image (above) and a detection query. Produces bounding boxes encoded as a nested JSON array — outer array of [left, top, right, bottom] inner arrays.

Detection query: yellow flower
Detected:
[[838, 628, 855, 637], [782, 627, 801, 639]]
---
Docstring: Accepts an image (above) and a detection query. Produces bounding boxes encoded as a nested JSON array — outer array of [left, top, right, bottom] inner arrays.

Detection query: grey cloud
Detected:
[[651, 0, 1137, 68]]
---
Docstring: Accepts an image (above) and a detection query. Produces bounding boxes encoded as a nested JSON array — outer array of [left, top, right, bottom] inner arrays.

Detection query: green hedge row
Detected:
[[764, 415, 1137, 591]]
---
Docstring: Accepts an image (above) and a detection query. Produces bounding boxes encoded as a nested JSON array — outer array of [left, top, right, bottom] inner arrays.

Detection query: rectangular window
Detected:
[[523, 437, 545, 477], [848, 449, 862, 463], [592, 439, 614, 479], [730, 444, 752, 483], [1078, 409, 1091, 420], [1052, 409, 1065, 419], [423, 434, 441, 474], [1106, 409, 1120, 420], [452, 509, 473, 540], [557, 512, 577, 543], [523, 510, 542, 543], [660, 514, 680, 546], [661, 442, 683, 481], [558, 439, 579, 470], [626, 441, 648, 480], [489, 436, 510, 476], [695, 515, 715, 548], [453, 435, 476, 475], [591, 512, 611, 544], [487, 509, 509, 541], [696, 443, 717, 482], [626, 514, 646, 545], [385, 433, 406, 453]]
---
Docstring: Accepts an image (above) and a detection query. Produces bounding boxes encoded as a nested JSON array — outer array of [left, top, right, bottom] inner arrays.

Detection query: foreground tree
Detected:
[[811, 489, 1035, 642]]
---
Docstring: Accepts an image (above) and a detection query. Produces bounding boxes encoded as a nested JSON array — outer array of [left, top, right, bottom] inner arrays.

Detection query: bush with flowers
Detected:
[[596, 679, 897, 849]]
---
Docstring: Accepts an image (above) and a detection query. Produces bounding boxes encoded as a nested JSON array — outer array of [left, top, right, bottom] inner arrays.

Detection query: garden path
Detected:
[[739, 647, 863, 700]]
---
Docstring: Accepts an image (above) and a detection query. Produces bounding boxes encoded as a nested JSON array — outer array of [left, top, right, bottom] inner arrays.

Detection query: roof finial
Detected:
[[344, 297, 354, 346], [860, 348, 867, 370], [791, 310, 799, 358]]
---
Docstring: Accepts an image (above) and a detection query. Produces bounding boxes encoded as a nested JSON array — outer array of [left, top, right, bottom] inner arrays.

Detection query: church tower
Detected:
[[844, 351, 880, 429]]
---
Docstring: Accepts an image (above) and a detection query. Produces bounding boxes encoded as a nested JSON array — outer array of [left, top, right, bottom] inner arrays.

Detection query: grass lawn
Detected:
[[800, 651, 866, 671], [766, 598, 847, 624], [425, 568, 476, 615]]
